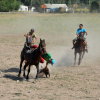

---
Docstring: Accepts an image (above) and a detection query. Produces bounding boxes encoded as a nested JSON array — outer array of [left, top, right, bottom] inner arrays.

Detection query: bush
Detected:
[[0, 0, 21, 12], [59, 8, 67, 13], [74, 8, 89, 13]]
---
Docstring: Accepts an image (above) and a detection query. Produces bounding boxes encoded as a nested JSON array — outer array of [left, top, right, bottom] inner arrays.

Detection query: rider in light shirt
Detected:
[[24, 28, 37, 48]]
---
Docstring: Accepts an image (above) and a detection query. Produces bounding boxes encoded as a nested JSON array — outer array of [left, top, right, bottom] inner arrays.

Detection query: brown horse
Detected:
[[18, 39, 46, 79], [73, 37, 86, 65]]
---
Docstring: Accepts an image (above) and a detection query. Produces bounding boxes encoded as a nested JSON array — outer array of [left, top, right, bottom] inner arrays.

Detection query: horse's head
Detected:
[[39, 39, 46, 54], [78, 32, 84, 39], [76, 36, 85, 49], [77, 36, 84, 42]]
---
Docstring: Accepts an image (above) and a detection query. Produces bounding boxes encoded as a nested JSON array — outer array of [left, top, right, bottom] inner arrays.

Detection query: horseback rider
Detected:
[[72, 24, 88, 50], [24, 28, 37, 48], [23, 29, 56, 65]]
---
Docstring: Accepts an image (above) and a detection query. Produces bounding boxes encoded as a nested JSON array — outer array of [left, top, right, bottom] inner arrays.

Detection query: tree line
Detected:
[[0, 0, 21, 12], [0, 0, 98, 12], [19, 0, 68, 6], [19, 0, 89, 6], [0, 0, 69, 12]]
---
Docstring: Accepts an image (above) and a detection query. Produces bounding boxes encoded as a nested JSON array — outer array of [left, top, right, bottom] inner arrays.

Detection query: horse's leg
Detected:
[[82, 51, 85, 59], [78, 53, 82, 65], [74, 51, 77, 65], [49, 73, 50, 77], [35, 64, 39, 79], [48, 72, 50, 78], [18, 58, 24, 77], [23, 62, 29, 78], [26, 65, 31, 80]]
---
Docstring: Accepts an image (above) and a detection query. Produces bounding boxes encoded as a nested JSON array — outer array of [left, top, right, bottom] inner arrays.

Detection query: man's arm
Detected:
[[84, 29, 87, 36], [76, 33, 79, 37], [76, 29, 79, 37], [24, 33, 28, 37], [34, 35, 37, 40]]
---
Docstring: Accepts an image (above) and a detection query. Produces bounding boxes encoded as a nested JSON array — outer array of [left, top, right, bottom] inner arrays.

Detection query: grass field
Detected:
[[0, 13, 100, 100]]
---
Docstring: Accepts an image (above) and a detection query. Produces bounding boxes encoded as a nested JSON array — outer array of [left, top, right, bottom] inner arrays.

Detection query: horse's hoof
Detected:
[[26, 76, 29, 80], [23, 74, 26, 78], [26, 79, 29, 82], [35, 76, 38, 79], [23, 78, 26, 81], [35, 77, 38, 79]]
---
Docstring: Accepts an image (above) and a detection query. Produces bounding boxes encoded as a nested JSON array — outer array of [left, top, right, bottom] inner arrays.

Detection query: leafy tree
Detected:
[[32, 0, 45, 7], [18, 0, 70, 7], [0, 0, 21, 12]]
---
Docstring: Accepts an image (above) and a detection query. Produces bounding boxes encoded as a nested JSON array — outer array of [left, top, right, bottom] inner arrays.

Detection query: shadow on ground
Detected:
[[3, 74, 23, 81], [2, 67, 23, 81], [2, 67, 19, 73]]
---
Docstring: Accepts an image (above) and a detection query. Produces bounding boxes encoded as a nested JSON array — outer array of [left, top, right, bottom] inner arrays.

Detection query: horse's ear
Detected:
[[42, 39, 45, 43], [40, 38, 42, 42], [43, 39, 45, 42]]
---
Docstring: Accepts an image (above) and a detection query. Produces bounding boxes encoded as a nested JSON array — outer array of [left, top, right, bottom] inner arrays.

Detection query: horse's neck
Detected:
[[79, 32, 84, 37], [32, 46, 41, 57], [22, 45, 30, 53], [76, 39, 85, 49], [75, 39, 81, 47]]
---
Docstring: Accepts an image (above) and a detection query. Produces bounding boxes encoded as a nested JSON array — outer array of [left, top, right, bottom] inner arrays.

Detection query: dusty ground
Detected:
[[0, 13, 100, 100]]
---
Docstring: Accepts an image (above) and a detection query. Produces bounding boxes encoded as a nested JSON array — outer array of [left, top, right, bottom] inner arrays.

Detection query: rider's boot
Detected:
[[72, 46, 74, 49], [72, 41, 75, 49]]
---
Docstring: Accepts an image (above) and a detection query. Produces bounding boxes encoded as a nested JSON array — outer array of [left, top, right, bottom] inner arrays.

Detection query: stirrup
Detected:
[[72, 47, 74, 49], [72, 46, 75, 49]]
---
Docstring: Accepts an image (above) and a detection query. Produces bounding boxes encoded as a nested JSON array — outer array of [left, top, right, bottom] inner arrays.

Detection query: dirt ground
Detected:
[[0, 13, 100, 100]]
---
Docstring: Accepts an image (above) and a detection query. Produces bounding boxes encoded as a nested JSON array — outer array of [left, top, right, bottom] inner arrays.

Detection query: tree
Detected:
[[32, 0, 45, 7], [0, 0, 21, 12], [19, 0, 69, 7]]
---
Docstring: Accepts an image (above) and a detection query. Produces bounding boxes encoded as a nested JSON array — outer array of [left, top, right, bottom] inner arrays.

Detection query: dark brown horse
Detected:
[[18, 39, 46, 79], [74, 37, 86, 65]]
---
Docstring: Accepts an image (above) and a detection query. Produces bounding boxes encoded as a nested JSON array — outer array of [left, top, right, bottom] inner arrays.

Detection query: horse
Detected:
[[18, 39, 46, 79], [73, 36, 86, 65]]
